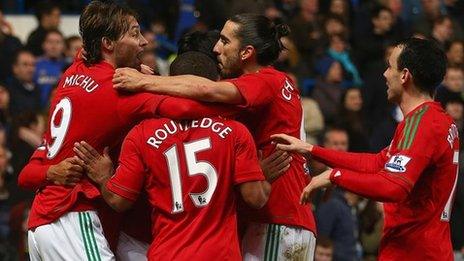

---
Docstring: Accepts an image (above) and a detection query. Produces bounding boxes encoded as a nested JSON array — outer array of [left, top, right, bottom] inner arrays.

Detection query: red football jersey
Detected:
[[314, 101, 458, 260], [228, 67, 316, 232], [106, 117, 264, 260], [378, 102, 458, 260], [28, 59, 166, 229]]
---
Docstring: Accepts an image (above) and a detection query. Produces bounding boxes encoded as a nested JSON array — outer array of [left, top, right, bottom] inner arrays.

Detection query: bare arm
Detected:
[[73, 142, 134, 212], [18, 156, 84, 190], [239, 180, 271, 209], [113, 68, 244, 104]]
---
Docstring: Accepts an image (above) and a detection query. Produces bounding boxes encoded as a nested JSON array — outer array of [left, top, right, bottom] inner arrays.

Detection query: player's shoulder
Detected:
[[419, 102, 454, 132]]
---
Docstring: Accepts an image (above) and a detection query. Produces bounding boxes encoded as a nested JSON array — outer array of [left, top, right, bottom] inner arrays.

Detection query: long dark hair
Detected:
[[230, 13, 291, 66]]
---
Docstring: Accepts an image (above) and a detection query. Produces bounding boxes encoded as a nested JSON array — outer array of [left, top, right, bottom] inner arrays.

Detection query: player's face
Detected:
[[113, 16, 148, 70], [213, 20, 243, 79], [383, 46, 404, 103]]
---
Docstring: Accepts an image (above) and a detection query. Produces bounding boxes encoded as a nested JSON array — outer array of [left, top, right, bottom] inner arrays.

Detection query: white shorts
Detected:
[[28, 211, 115, 261], [116, 232, 149, 261], [242, 223, 316, 261]]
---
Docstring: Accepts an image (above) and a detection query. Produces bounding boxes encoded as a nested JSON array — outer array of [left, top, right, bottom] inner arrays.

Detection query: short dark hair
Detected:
[[370, 5, 392, 19], [65, 35, 82, 49], [316, 235, 333, 249], [396, 38, 447, 96], [12, 49, 34, 65], [79, 0, 137, 65], [229, 13, 290, 66], [44, 28, 63, 39], [170, 51, 219, 81], [35, 1, 60, 22], [178, 30, 220, 62]]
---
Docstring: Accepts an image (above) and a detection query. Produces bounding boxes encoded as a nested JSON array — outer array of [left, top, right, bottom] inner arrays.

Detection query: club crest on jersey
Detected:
[[385, 154, 411, 173]]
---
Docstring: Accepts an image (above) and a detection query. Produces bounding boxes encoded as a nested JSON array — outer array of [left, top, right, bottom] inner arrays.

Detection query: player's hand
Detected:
[[259, 149, 292, 182], [271, 134, 313, 156], [73, 141, 113, 185], [46, 157, 85, 186], [140, 64, 154, 75], [300, 169, 333, 204], [113, 67, 148, 91]]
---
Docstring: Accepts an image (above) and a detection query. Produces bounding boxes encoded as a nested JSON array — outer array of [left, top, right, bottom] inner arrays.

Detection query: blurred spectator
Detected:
[[431, 16, 454, 48], [326, 0, 352, 26], [315, 236, 334, 261], [64, 35, 82, 66], [379, 0, 410, 37], [274, 36, 300, 72], [359, 200, 384, 260], [8, 112, 44, 205], [25, 1, 61, 56], [446, 39, 464, 67], [327, 34, 362, 86], [0, 85, 10, 128], [141, 29, 170, 75], [336, 87, 370, 152], [312, 57, 345, 124], [355, 5, 397, 74], [9, 201, 30, 261], [6, 50, 40, 118], [33, 29, 66, 109], [323, 15, 349, 41], [0, 8, 22, 84], [151, 19, 178, 60], [435, 66, 464, 107], [315, 127, 362, 261], [289, 0, 324, 68], [362, 44, 395, 140], [412, 0, 446, 36], [0, 146, 15, 260]]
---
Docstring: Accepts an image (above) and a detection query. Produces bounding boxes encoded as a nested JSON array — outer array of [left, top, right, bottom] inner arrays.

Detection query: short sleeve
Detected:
[[106, 126, 147, 201], [227, 73, 274, 109], [117, 92, 167, 124], [233, 122, 265, 184]]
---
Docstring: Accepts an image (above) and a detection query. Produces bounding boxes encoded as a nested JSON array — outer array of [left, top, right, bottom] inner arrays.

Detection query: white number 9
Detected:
[[47, 98, 72, 159]]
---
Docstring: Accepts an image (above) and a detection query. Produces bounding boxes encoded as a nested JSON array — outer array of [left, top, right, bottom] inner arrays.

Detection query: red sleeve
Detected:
[[227, 73, 274, 109], [17, 147, 49, 190], [106, 127, 146, 202], [233, 122, 265, 184], [117, 92, 166, 123], [330, 169, 409, 202], [311, 146, 389, 173], [329, 115, 439, 202], [157, 97, 239, 119]]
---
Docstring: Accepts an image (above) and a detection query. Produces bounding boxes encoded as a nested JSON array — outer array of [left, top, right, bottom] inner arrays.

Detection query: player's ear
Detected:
[[102, 37, 115, 51], [240, 45, 255, 61], [401, 68, 410, 85]]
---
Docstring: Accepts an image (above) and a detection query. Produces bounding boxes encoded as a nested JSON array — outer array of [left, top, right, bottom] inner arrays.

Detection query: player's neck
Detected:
[[102, 52, 117, 68], [243, 63, 263, 74], [399, 92, 433, 116]]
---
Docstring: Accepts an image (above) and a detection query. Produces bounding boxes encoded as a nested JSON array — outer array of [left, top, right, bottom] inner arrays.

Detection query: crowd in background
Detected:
[[0, 0, 463, 260]]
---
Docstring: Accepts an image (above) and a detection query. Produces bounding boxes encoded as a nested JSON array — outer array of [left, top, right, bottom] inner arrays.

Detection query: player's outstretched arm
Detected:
[[271, 134, 387, 173], [300, 168, 411, 205], [271, 134, 314, 156], [113, 68, 244, 104], [239, 180, 271, 209], [73, 141, 133, 212]]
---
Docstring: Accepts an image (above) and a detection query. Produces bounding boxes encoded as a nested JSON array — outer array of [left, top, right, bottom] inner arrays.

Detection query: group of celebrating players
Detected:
[[17, 1, 459, 260]]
